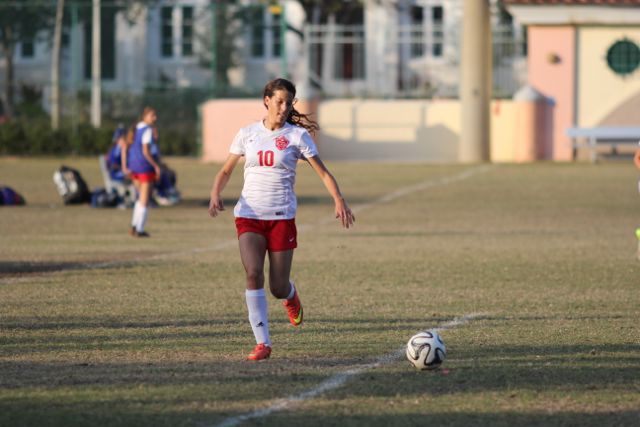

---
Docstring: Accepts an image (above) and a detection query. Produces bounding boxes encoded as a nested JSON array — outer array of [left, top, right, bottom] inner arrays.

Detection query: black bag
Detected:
[[53, 165, 91, 205], [90, 188, 119, 208]]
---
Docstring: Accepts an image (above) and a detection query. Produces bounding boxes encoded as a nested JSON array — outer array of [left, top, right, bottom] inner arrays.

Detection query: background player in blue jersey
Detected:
[[123, 107, 161, 237]]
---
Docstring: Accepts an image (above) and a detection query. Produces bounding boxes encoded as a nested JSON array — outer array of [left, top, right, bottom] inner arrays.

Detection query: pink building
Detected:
[[505, 0, 640, 161]]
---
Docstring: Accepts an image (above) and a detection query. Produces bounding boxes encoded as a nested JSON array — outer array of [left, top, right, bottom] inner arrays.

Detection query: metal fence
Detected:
[[304, 23, 526, 99]]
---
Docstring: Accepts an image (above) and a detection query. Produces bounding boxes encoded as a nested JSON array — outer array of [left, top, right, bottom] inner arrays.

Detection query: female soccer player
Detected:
[[208, 78, 355, 361], [123, 107, 161, 237]]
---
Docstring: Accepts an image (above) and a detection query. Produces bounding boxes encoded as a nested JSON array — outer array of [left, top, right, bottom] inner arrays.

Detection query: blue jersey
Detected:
[[128, 123, 159, 174], [106, 126, 126, 180]]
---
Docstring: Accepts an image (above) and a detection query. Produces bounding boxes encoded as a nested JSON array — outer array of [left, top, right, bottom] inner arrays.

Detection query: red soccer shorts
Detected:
[[235, 217, 297, 252], [131, 172, 157, 183]]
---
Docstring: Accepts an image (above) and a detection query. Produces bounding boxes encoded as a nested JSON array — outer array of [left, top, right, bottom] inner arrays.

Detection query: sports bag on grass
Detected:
[[0, 186, 26, 205], [53, 165, 91, 205], [90, 188, 119, 208]]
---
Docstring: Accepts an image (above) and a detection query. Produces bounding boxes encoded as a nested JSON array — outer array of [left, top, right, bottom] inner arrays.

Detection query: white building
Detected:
[[3, 0, 522, 110]]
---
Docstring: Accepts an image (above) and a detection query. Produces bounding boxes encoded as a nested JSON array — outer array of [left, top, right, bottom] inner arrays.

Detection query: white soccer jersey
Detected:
[[230, 120, 319, 220]]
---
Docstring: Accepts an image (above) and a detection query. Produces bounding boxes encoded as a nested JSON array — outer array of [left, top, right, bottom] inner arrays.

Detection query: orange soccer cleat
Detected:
[[283, 288, 303, 326], [247, 343, 271, 361]]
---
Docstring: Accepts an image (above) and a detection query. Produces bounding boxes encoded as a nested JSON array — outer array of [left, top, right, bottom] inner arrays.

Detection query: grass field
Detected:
[[1, 156, 639, 427]]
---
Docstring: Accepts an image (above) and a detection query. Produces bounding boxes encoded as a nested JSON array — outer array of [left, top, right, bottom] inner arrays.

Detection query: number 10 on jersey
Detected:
[[258, 150, 275, 167]]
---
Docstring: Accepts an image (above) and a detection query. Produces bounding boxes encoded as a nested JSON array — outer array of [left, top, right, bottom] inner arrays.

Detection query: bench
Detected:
[[98, 154, 136, 207], [568, 127, 640, 163]]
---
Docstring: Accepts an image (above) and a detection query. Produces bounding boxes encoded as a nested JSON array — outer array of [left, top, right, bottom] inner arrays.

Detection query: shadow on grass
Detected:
[[0, 261, 92, 276], [265, 411, 640, 427], [2, 313, 638, 423], [0, 316, 246, 331], [0, 315, 451, 357], [1, 362, 639, 427], [1, 405, 639, 427], [0, 260, 142, 278], [1, 318, 639, 427], [1, 341, 638, 391], [0, 314, 458, 332]]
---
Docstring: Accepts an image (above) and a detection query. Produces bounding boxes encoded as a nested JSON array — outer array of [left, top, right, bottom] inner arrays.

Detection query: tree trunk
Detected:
[[0, 25, 15, 119], [51, 0, 65, 129]]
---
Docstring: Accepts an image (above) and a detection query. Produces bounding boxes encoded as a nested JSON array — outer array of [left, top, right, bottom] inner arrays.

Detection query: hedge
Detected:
[[0, 120, 197, 156]]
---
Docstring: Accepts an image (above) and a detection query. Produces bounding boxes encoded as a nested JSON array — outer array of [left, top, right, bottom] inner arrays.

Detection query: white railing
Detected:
[[303, 23, 526, 99]]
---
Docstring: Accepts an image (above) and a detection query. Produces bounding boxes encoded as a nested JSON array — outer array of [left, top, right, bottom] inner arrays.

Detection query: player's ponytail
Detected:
[[263, 78, 319, 135], [125, 123, 136, 146]]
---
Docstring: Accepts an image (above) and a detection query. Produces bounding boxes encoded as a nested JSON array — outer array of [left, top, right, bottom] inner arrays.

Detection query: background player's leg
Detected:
[[134, 181, 151, 234]]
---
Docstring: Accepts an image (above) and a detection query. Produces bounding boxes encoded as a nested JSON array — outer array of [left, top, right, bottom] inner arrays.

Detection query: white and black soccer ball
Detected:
[[406, 330, 446, 370]]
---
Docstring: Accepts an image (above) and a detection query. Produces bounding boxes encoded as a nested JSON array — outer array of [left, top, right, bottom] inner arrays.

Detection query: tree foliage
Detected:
[[0, 0, 56, 118], [297, 0, 364, 24]]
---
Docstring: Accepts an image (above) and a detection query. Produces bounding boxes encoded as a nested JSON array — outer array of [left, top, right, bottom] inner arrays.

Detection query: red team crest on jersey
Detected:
[[275, 136, 290, 151]]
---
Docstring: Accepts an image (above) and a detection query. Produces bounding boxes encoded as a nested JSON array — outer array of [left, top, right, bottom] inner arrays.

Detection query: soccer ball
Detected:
[[406, 330, 446, 370]]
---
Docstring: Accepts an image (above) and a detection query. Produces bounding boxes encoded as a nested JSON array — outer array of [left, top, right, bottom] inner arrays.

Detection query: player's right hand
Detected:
[[208, 196, 224, 217]]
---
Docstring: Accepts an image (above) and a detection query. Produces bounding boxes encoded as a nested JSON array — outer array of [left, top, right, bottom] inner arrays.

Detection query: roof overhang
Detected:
[[505, 5, 640, 25]]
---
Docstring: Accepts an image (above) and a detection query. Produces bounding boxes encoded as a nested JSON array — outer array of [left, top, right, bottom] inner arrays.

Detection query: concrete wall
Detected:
[[317, 100, 461, 162], [491, 100, 517, 163], [577, 27, 640, 127], [201, 100, 264, 163], [201, 98, 552, 163]]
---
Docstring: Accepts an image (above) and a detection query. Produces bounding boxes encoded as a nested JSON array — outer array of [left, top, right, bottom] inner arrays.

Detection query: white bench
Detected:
[[568, 127, 640, 163], [98, 155, 136, 207]]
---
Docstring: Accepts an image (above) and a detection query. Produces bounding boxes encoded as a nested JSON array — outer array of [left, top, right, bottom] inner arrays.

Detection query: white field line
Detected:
[[301, 164, 493, 229], [351, 164, 494, 215], [0, 165, 493, 284], [213, 313, 486, 427]]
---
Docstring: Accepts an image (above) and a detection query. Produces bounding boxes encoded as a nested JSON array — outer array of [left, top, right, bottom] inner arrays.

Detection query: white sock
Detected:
[[131, 202, 142, 228], [285, 281, 295, 300], [245, 289, 271, 346], [136, 204, 148, 233]]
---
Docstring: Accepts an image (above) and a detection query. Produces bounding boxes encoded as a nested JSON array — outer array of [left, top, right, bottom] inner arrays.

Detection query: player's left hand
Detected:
[[208, 195, 225, 217], [335, 199, 355, 229]]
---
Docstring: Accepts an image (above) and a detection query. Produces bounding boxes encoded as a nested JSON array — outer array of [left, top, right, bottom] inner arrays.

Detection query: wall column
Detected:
[[460, 0, 491, 162]]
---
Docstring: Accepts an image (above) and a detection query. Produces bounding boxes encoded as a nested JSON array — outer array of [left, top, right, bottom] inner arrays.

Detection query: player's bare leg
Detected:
[[267, 249, 294, 298], [239, 233, 271, 359], [239, 232, 267, 290]]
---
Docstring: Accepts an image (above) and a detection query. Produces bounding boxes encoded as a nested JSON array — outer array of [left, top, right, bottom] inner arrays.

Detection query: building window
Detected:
[[21, 41, 35, 58], [249, 6, 264, 57], [431, 6, 443, 57], [161, 6, 173, 57], [161, 6, 195, 58], [407, 4, 443, 59], [247, 6, 282, 58], [272, 11, 281, 58], [182, 6, 193, 57], [83, 7, 116, 80], [606, 39, 639, 76], [410, 6, 424, 58]]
